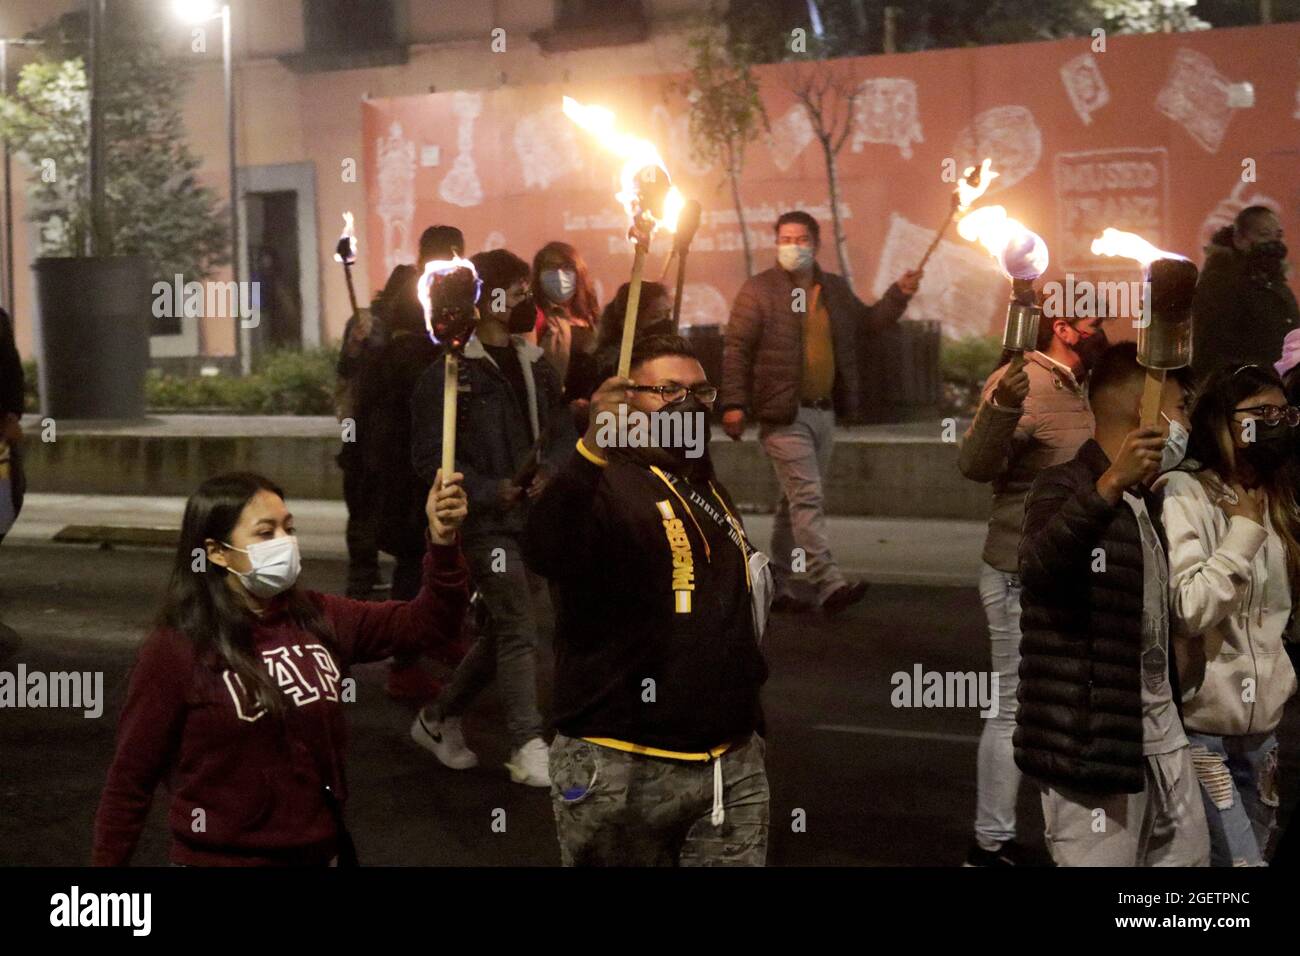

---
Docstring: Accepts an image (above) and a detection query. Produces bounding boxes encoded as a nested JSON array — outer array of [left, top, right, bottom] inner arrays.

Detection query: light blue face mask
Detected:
[[1161, 412, 1190, 471]]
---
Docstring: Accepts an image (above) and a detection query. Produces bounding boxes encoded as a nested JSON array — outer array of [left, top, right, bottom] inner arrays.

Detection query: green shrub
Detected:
[[939, 334, 1002, 417], [250, 347, 338, 415], [22, 359, 38, 412], [145, 346, 339, 415]]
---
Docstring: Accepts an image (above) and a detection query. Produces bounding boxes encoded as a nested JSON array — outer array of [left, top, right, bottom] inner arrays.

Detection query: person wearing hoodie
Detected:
[[1158, 362, 1300, 865], [408, 249, 575, 788], [92, 470, 469, 866], [956, 310, 1105, 866], [524, 333, 771, 866], [1016, 343, 1204, 866], [1191, 206, 1298, 383]]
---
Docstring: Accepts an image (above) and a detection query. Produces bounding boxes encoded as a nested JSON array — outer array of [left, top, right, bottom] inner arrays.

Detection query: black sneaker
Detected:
[[821, 580, 869, 616], [963, 840, 1031, 867]]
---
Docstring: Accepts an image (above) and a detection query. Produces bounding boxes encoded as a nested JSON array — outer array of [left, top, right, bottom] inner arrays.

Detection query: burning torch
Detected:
[[957, 196, 1050, 379], [1091, 228, 1198, 427], [334, 212, 360, 322], [917, 159, 998, 272], [418, 257, 482, 482], [563, 96, 685, 377], [665, 199, 702, 329]]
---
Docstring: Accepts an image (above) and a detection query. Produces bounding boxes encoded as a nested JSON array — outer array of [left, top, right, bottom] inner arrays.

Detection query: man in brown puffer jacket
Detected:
[[720, 210, 921, 615]]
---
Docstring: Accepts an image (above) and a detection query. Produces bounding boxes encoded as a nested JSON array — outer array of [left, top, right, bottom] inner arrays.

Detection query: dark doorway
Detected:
[[246, 190, 303, 357]]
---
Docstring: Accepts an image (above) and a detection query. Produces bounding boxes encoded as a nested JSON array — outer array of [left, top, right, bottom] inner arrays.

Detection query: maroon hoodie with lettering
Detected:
[[92, 537, 468, 866]]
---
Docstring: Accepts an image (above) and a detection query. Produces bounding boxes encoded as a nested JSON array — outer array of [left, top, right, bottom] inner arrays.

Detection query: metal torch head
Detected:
[[672, 199, 703, 255], [1138, 257, 1199, 370], [423, 265, 480, 354], [335, 234, 356, 266]]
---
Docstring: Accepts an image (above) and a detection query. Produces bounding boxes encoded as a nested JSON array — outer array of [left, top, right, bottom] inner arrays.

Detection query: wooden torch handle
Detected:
[[1139, 368, 1166, 429], [441, 351, 459, 482], [617, 244, 648, 379]]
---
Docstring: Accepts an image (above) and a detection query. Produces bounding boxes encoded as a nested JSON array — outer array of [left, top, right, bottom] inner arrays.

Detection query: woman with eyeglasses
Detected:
[[1157, 363, 1300, 865]]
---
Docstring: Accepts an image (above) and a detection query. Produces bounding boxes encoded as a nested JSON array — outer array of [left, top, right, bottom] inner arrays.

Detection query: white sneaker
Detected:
[[506, 737, 551, 787], [410, 711, 478, 770]]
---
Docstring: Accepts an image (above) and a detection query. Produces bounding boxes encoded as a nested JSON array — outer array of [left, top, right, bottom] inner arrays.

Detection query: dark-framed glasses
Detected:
[[629, 383, 718, 406], [1234, 403, 1300, 427]]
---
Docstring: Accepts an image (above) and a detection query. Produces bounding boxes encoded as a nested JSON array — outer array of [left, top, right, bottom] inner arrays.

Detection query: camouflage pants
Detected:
[[549, 733, 769, 866]]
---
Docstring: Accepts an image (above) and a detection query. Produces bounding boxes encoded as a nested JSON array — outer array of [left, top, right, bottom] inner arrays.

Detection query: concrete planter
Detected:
[[34, 256, 153, 420]]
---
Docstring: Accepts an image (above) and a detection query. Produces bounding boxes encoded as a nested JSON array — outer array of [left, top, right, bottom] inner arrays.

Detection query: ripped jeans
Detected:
[[1186, 731, 1280, 867]]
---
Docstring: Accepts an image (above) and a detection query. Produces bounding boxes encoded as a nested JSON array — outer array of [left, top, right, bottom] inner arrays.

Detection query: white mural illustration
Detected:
[[851, 78, 923, 158], [439, 91, 485, 207]]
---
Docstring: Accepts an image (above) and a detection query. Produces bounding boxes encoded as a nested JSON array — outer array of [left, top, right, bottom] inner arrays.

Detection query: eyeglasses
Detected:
[[1233, 404, 1300, 427], [629, 384, 718, 406]]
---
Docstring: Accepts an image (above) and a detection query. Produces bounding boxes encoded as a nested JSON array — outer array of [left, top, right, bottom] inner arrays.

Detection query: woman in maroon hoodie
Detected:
[[92, 469, 469, 866]]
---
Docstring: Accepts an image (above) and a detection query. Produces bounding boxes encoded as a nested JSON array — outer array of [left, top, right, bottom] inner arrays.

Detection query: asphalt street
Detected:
[[2, 542, 1299, 866]]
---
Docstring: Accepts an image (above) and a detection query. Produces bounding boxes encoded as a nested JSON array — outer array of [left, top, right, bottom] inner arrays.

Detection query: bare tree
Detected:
[[786, 55, 861, 284], [672, 19, 767, 277]]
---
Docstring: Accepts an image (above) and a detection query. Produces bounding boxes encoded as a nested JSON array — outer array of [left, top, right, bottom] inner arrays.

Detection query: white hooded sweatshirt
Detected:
[[1158, 469, 1298, 737]]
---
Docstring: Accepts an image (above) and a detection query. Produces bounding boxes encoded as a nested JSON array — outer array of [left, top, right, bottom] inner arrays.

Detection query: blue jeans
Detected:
[[975, 562, 1023, 850], [1187, 731, 1280, 866]]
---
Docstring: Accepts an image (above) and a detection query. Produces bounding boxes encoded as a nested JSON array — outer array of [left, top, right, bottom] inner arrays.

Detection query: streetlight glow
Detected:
[[172, 0, 220, 24]]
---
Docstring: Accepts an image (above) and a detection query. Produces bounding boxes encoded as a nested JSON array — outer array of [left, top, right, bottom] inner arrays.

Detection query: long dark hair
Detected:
[[531, 241, 599, 327], [1184, 364, 1300, 582], [159, 472, 336, 716], [596, 281, 671, 353]]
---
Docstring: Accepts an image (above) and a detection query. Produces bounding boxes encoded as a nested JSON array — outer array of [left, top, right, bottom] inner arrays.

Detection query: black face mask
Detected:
[[1242, 422, 1293, 475], [1074, 328, 1110, 371], [1247, 240, 1288, 277], [507, 295, 538, 334]]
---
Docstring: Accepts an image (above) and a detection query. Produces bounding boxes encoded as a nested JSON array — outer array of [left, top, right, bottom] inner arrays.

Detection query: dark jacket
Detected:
[[0, 308, 25, 531], [362, 330, 440, 557], [721, 263, 911, 424], [0, 308, 22, 419], [523, 444, 766, 752], [410, 334, 574, 539], [1015, 439, 1181, 795], [1191, 241, 1300, 382]]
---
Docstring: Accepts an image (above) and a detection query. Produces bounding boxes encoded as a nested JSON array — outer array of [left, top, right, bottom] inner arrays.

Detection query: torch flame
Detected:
[[562, 96, 685, 233], [957, 206, 1050, 281], [1090, 228, 1186, 269], [418, 255, 482, 343], [956, 159, 998, 211], [334, 211, 357, 264]]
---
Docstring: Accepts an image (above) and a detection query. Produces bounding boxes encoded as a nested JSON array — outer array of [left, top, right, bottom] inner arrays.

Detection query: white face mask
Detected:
[[777, 244, 814, 273], [223, 535, 301, 598], [540, 268, 577, 304], [1161, 413, 1190, 472]]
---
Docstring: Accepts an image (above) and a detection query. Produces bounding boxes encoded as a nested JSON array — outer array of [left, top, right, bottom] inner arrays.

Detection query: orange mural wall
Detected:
[[362, 23, 1300, 340]]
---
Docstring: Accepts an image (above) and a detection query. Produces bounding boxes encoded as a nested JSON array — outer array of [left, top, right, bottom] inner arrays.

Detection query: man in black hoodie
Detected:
[[1192, 205, 1298, 382], [1016, 343, 1206, 866], [524, 334, 770, 866]]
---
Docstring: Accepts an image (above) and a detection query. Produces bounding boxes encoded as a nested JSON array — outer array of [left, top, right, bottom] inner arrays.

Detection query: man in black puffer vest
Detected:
[[1016, 343, 1208, 866]]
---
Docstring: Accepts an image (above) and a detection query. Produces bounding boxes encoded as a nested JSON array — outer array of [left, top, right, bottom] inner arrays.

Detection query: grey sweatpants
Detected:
[[759, 405, 845, 604], [1039, 747, 1210, 866]]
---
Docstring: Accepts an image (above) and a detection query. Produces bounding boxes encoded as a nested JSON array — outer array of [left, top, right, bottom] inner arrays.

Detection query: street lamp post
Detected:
[[174, 0, 240, 372]]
